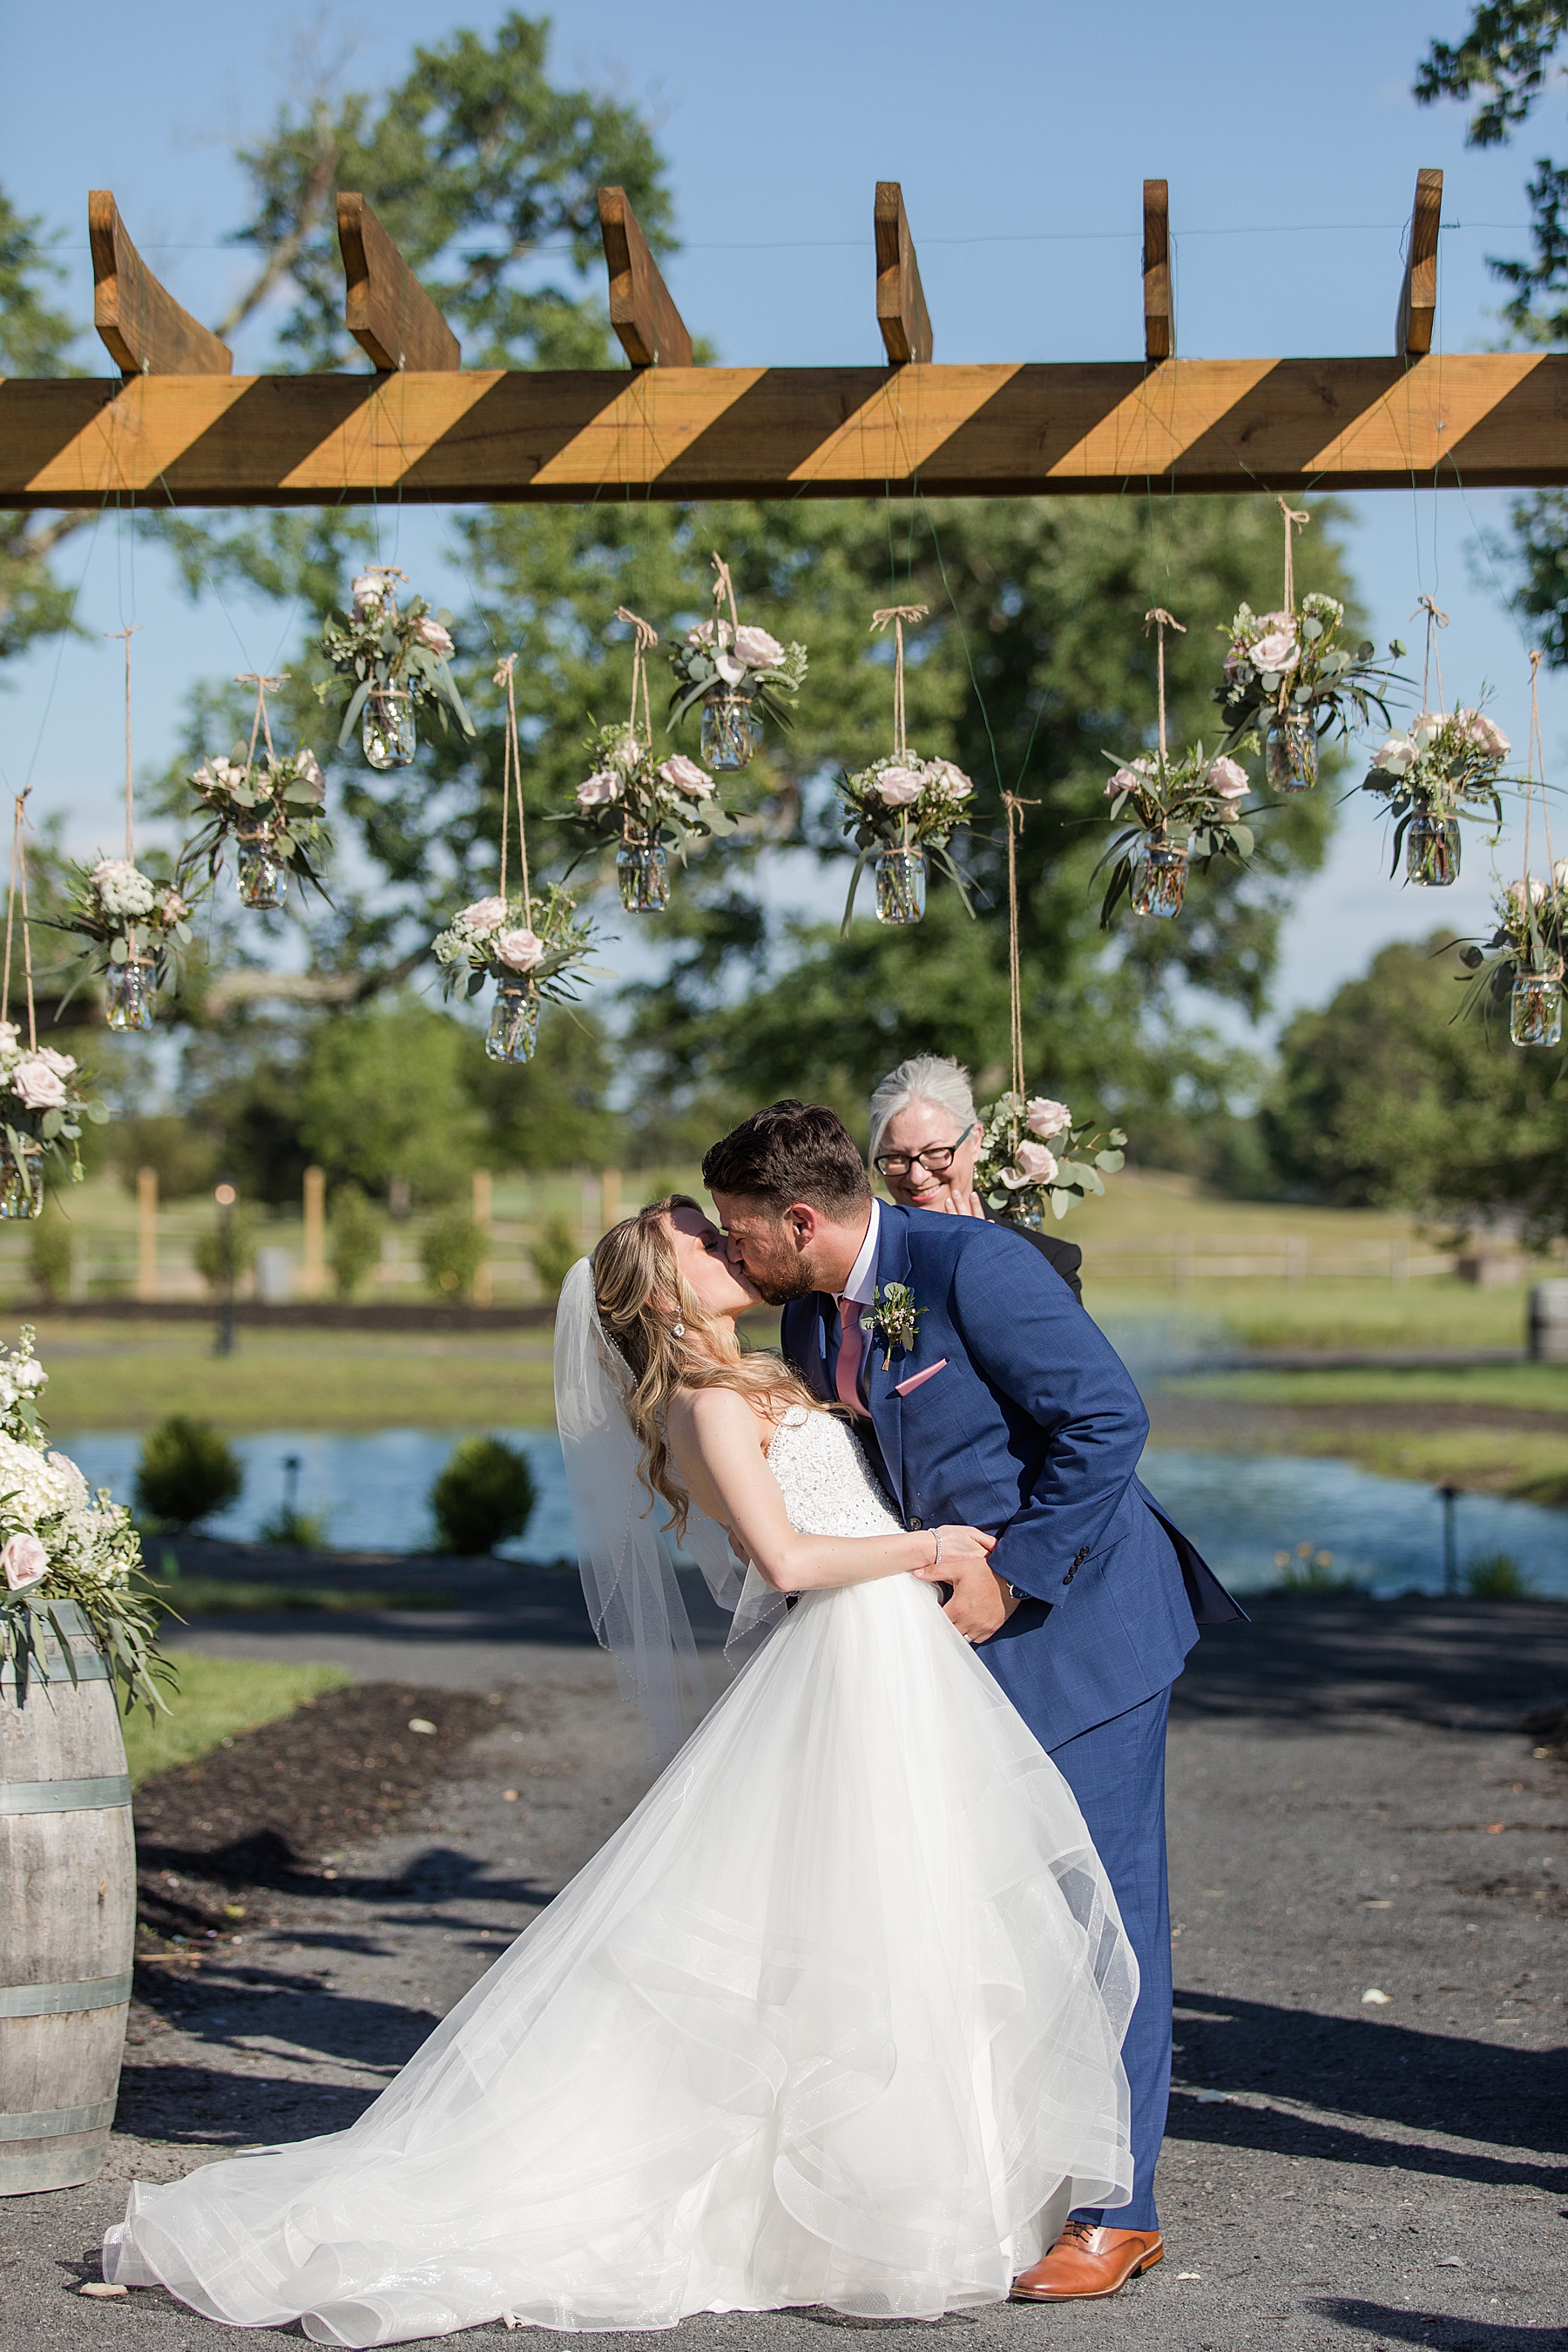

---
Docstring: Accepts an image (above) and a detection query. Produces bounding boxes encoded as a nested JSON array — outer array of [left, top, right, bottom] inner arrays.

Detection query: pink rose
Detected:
[[924, 759, 973, 801], [2, 1531, 48, 1592], [1507, 877, 1548, 909], [1206, 756, 1250, 802], [657, 754, 711, 799], [1373, 735, 1416, 775], [1025, 1097, 1071, 1139], [494, 929, 544, 972], [577, 772, 619, 809], [415, 617, 455, 659], [732, 625, 784, 670], [351, 571, 389, 612], [1251, 631, 1299, 673], [875, 767, 923, 808], [11, 1056, 67, 1111], [1459, 709, 1510, 759], [1013, 1140, 1058, 1184], [36, 1049, 76, 1078], [159, 889, 190, 924], [459, 896, 508, 933]]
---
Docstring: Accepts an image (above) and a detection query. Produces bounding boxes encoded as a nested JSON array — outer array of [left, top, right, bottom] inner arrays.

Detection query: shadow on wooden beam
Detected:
[[338, 194, 461, 373], [598, 188, 692, 368], [1144, 179, 1174, 362], [1397, 168, 1443, 361], [89, 192, 232, 377], [875, 183, 932, 366]]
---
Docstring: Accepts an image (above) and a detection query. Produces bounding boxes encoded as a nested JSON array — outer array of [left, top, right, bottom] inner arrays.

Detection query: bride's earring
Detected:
[[672, 1320, 686, 1339]]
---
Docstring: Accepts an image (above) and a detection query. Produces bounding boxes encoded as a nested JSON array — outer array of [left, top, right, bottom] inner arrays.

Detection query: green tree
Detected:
[[0, 189, 88, 670], [328, 1182, 383, 1298], [419, 1207, 489, 1299], [296, 998, 484, 1203]]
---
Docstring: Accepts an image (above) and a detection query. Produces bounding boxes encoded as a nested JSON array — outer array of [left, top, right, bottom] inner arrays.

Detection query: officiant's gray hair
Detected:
[[868, 1055, 979, 1161]]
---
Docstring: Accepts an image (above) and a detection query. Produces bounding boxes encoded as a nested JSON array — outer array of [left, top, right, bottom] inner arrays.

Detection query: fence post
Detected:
[[602, 1166, 622, 1228], [301, 1166, 326, 1300], [136, 1167, 158, 1303], [472, 1167, 493, 1306]]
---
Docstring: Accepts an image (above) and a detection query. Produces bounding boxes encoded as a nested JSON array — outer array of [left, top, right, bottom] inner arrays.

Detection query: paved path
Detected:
[[3, 1597, 1565, 2350]]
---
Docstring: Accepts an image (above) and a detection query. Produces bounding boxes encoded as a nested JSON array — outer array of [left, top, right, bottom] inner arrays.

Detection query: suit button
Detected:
[[909, 1517, 923, 1530]]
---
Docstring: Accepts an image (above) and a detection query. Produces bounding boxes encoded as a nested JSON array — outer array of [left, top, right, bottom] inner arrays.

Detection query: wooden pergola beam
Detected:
[[7, 355, 1568, 506], [1143, 180, 1173, 362], [1396, 167, 1443, 360], [89, 191, 232, 377], [875, 183, 932, 366], [337, 194, 461, 373], [597, 187, 692, 368]]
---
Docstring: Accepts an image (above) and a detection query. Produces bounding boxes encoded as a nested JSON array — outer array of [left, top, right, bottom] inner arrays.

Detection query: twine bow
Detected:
[[614, 607, 659, 754], [1413, 594, 1450, 715], [870, 605, 929, 760], [710, 553, 740, 639], [236, 672, 287, 772], [1002, 792, 1039, 1116], [1277, 497, 1310, 612], [492, 653, 531, 916], [2, 790, 37, 1051], [1144, 608, 1186, 761]]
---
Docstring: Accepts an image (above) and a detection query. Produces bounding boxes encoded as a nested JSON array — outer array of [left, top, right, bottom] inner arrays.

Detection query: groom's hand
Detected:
[[914, 1529, 1017, 1643]]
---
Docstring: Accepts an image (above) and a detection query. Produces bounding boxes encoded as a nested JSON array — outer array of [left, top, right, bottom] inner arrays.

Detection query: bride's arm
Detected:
[[667, 1389, 994, 1594]]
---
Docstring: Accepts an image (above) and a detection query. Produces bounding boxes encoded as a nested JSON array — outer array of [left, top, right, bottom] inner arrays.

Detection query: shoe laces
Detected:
[[1061, 2220, 1097, 2247]]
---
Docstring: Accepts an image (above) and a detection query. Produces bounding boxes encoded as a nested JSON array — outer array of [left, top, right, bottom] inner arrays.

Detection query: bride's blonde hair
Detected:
[[591, 1193, 826, 1532]]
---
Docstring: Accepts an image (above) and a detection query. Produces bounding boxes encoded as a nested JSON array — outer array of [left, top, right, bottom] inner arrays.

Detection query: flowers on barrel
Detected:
[[1361, 706, 1510, 887], [318, 565, 476, 771], [1095, 747, 1254, 924], [0, 1327, 167, 1713], [433, 884, 602, 1063], [973, 1092, 1127, 1226], [0, 1024, 110, 1213], [184, 744, 332, 908], [835, 753, 976, 929], [1213, 596, 1404, 790]]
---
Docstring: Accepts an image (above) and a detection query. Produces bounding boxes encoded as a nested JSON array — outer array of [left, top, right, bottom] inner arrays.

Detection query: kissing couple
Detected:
[[105, 1098, 1241, 2344]]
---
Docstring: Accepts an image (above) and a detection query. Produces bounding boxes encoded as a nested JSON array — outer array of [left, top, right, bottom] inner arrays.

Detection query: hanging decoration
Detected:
[[0, 794, 108, 1220], [435, 655, 602, 1064], [1213, 500, 1405, 791], [1457, 651, 1565, 1049], [319, 565, 476, 773], [1097, 609, 1254, 925], [836, 605, 975, 929], [1362, 598, 1508, 887], [185, 673, 331, 911], [666, 553, 808, 772], [569, 609, 733, 913], [972, 794, 1126, 1225]]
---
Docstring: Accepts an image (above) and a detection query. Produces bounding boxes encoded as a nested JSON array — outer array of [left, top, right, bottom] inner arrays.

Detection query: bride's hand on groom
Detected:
[[913, 1529, 1019, 1644]]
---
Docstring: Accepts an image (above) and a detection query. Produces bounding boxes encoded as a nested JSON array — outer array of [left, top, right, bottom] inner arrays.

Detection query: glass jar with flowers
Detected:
[[972, 1092, 1128, 1228], [434, 883, 602, 1065], [835, 605, 975, 929], [318, 567, 476, 773], [568, 612, 734, 913], [666, 554, 808, 773], [1096, 748, 1254, 925], [1362, 706, 1509, 888], [0, 1027, 110, 1218], [51, 861, 198, 1032], [1457, 865, 1568, 1049]]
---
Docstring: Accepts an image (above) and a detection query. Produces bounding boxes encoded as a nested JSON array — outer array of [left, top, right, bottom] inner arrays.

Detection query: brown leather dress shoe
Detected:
[[1010, 2220, 1165, 2300]]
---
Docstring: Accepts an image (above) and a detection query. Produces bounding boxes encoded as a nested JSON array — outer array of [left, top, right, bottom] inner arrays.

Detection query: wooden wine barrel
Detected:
[[1, 1601, 135, 2194]]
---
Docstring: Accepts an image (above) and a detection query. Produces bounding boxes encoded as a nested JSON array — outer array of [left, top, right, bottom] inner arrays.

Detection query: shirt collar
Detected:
[[840, 1197, 881, 1307]]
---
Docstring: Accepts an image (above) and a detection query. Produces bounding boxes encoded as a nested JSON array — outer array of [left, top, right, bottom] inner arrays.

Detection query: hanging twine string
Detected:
[[237, 672, 287, 771], [1144, 608, 1186, 761], [870, 605, 929, 760], [711, 553, 740, 639], [107, 625, 144, 861], [1002, 792, 1039, 1123], [492, 654, 531, 917], [614, 607, 659, 847], [2, 791, 37, 1050], [1414, 594, 1449, 716], [1277, 497, 1310, 612], [1521, 647, 1562, 980]]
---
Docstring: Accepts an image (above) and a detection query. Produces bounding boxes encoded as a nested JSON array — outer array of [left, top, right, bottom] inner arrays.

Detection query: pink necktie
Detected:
[[835, 1295, 868, 1417]]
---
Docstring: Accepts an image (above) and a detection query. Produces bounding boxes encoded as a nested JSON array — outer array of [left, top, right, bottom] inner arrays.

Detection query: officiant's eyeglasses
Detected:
[[874, 1131, 972, 1179]]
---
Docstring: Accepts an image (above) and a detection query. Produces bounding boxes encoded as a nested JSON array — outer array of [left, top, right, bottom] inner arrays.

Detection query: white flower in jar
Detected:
[[875, 767, 923, 808], [91, 859, 158, 920]]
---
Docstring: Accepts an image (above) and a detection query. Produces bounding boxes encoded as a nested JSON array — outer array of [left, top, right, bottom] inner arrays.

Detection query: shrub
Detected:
[[193, 1208, 259, 1294], [528, 1213, 582, 1300], [419, 1209, 490, 1300], [113, 1116, 219, 1200], [135, 1417, 245, 1532], [28, 1203, 74, 1302], [256, 1504, 331, 1549], [429, 1436, 537, 1556], [1463, 1551, 1532, 1598], [1272, 1544, 1362, 1593], [328, 1183, 382, 1299]]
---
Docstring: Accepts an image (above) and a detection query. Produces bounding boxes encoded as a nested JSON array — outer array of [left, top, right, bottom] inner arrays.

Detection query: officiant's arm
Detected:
[[667, 1389, 995, 1594]]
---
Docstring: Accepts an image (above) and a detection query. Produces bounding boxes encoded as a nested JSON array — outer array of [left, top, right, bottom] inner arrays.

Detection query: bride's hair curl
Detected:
[[591, 1194, 827, 1532]]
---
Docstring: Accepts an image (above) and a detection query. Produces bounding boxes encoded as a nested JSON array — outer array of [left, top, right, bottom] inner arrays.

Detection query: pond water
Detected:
[[66, 1429, 1568, 1600]]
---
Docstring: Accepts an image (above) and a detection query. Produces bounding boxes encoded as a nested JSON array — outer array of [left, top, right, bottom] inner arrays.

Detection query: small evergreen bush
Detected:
[[419, 1209, 489, 1300], [135, 1416, 245, 1531], [328, 1183, 382, 1299], [429, 1436, 537, 1556], [27, 1204, 73, 1302], [528, 1213, 581, 1299], [193, 1209, 258, 1293], [1463, 1551, 1531, 1598]]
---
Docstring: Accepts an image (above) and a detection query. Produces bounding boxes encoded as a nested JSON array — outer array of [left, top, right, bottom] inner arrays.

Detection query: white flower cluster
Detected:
[[685, 617, 786, 682], [432, 897, 544, 975], [91, 858, 158, 919], [1372, 708, 1511, 776], [853, 753, 974, 812], [0, 1335, 135, 1598]]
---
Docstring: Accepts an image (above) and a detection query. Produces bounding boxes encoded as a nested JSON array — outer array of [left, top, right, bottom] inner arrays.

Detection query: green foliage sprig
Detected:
[[433, 882, 602, 1007], [183, 746, 333, 901], [973, 1091, 1127, 1226], [318, 566, 476, 751], [1456, 866, 1568, 1020], [567, 723, 734, 860], [1361, 706, 1511, 874], [1095, 747, 1254, 927], [1213, 595, 1405, 760]]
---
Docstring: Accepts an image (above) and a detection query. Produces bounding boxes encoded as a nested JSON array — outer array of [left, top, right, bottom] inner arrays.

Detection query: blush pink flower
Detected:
[[1206, 756, 1250, 802], [415, 617, 455, 659], [1251, 631, 1300, 673], [11, 1057, 67, 1111], [577, 772, 619, 809], [2, 1531, 47, 1592], [494, 929, 544, 972], [875, 767, 923, 808], [351, 571, 390, 612], [1025, 1097, 1071, 1139], [458, 896, 508, 934], [1459, 709, 1510, 759], [657, 754, 711, 799], [732, 625, 784, 671]]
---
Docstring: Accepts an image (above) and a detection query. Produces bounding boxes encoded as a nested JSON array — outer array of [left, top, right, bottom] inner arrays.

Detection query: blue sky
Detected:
[[4, 0, 1566, 1040]]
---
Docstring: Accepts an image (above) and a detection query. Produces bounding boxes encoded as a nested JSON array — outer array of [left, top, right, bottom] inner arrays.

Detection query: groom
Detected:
[[704, 1099, 1243, 2303]]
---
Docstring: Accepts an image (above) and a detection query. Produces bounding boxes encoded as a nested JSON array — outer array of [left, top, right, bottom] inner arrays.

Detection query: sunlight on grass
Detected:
[[1090, 1277, 1532, 1353], [123, 1655, 352, 1789]]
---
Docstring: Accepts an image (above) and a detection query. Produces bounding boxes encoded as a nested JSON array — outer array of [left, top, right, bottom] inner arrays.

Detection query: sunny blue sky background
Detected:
[[4, 0, 1566, 1044]]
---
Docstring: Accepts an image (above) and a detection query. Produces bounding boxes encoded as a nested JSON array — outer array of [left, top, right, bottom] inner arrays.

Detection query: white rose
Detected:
[[457, 896, 508, 935], [1251, 631, 1300, 674], [11, 1359, 46, 1393], [352, 571, 389, 612], [2, 1531, 48, 1592], [493, 929, 544, 972], [10, 1056, 67, 1111], [732, 625, 784, 671], [924, 759, 973, 801], [1507, 876, 1549, 909], [1554, 859, 1568, 891], [875, 767, 923, 808], [657, 754, 712, 799], [1373, 735, 1417, 775], [1206, 756, 1250, 801], [577, 772, 619, 809], [415, 617, 455, 659], [1459, 709, 1510, 759], [1025, 1097, 1072, 1139]]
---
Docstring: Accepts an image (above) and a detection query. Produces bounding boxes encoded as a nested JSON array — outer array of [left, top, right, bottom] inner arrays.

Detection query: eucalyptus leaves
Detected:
[[1096, 747, 1253, 926], [1362, 706, 1510, 887], [972, 1092, 1126, 1226], [1214, 594, 1404, 790]]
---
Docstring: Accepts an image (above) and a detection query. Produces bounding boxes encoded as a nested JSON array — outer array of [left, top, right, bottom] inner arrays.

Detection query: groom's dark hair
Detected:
[[702, 1100, 871, 1219]]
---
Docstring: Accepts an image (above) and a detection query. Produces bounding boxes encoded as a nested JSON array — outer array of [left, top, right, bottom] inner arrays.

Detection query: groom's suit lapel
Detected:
[[864, 1208, 909, 1509]]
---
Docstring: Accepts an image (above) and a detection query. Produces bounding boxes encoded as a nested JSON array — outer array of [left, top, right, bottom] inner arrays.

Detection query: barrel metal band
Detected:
[[0, 1774, 132, 1814], [0, 2099, 117, 2140], [0, 1972, 133, 2018]]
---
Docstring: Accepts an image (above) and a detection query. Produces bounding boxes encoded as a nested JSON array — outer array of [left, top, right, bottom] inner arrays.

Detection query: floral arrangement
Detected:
[[185, 745, 332, 902], [434, 882, 600, 1004], [667, 618, 808, 736], [54, 858, 196, 1005], [570, 725, 734, 856], [1457, 866, 1568, 1040], [972, 1092, 1127, 1226], [1213, 595, 1404, 785], [318, 566, 476, 764], [0, 1328, 167, 1713], [0, 1024, 109, 1212], [835, 753, 975, 927], [1362, 706, 1509, 880], [1095, 747, 1254, 925]]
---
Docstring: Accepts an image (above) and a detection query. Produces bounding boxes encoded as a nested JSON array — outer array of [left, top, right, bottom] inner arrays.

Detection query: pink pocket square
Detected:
[[894, 1357, 948, 1397]]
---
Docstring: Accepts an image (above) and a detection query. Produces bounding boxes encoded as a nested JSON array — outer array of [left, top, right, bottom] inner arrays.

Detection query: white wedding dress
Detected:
[[105, 1409, 1136, 2342]]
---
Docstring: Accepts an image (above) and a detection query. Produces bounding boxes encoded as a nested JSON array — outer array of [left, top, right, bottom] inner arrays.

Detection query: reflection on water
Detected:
[[68, 1427, 1566, 1599]]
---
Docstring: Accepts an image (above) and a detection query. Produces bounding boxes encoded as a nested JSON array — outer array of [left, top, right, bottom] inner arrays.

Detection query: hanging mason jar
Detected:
[[1266, 711, 1318, 792], [105, 955, 155, 1031], [362, 687, 416, 772], [1510, 972, 1564, 1049], [875, 847, 927, 926], [1132, 840, 1189, 920], [236, 820, 287, 911], [617, 838, 670, 914], [0, 1139, 44, 1220], [1406, 813, 1460, 887], [485, 977, 542, 1064], [700, 689, 758, 773]]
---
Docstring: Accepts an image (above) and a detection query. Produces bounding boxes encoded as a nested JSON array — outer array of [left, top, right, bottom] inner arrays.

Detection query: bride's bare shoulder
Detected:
[[669, 1384, 774, 1454]]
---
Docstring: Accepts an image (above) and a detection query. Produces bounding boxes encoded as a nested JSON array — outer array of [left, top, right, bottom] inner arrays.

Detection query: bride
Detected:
[[105, 1196, 1137, 2344]]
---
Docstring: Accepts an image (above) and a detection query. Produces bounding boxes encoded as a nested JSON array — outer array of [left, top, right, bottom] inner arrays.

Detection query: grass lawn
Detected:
[[149, 1578, 459, 1618], [122, 1654, 351, 1789], [1089, 1275, 1534, 1353]]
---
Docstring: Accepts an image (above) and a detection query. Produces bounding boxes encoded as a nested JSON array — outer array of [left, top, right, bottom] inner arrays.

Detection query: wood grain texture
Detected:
[[1396, 167, 1443, 360], [5, 353, 1568, 506], [337, 193, 461, 374], [875, 182, 933, 367], [90, 192, 232, 378], [597, 186, 692, 368], [1144, 179, 1173, 362]]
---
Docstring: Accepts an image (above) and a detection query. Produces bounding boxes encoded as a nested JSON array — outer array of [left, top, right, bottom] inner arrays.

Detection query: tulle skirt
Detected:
[[105, 1575, 1137, 2342]]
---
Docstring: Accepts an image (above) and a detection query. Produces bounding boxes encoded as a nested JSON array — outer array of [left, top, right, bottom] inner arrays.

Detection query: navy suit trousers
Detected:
[[1046, 1686, 1173, 2234]]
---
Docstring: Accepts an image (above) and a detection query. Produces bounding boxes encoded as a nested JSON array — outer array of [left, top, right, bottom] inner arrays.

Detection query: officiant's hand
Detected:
[[936, 1189, 987, 1217]]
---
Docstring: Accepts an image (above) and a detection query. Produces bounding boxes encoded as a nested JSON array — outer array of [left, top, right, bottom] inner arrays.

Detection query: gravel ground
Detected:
[[2, 1595, 1565, 2352]]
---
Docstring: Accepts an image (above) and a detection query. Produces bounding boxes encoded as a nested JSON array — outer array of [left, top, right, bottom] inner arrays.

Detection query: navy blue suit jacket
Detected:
[[779, 1202, 1243, 1752]]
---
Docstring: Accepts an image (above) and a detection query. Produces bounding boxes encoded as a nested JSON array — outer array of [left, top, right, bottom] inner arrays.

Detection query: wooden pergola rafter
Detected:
[[7, 167, 1565, 508]]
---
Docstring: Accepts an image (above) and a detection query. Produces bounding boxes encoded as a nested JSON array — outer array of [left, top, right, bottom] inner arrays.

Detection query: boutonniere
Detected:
[[868, 1280, 923, 1370]]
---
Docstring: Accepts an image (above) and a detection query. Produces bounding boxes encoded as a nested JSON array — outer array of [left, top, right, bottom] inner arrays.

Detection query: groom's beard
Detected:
[[749, 1268, 816, 1306]]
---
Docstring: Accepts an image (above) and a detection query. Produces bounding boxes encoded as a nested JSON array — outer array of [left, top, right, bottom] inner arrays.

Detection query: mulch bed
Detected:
[[133, 1681, 501, 1950]]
